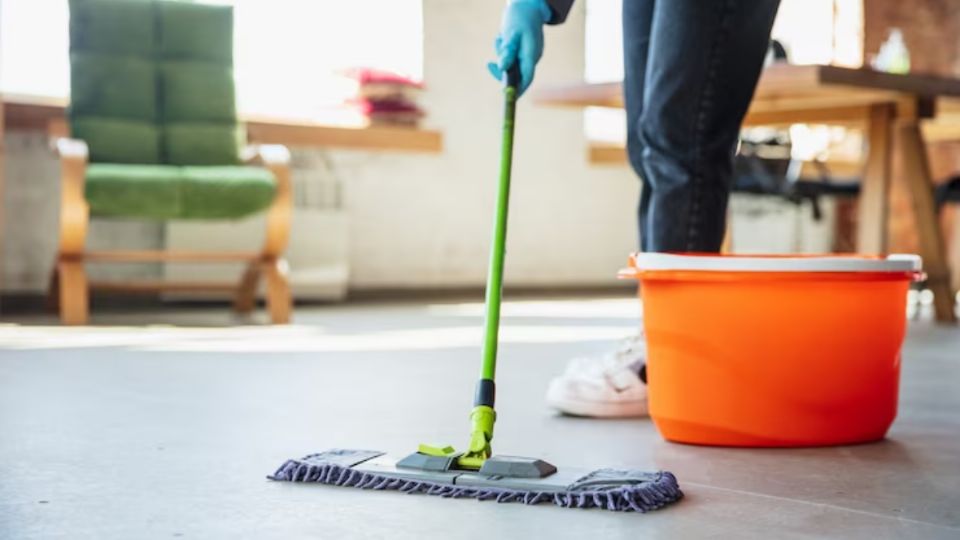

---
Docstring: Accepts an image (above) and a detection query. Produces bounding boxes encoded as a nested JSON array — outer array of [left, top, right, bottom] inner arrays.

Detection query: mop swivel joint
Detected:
[[457, 405, 496, 469]]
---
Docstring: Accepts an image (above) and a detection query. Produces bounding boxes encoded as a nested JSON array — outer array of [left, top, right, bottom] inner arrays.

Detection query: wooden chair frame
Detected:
[[48, 129, 294, 325]]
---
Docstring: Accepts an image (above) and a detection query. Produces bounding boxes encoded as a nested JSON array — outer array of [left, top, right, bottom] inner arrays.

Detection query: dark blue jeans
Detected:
[[623, 0, 780, 252]]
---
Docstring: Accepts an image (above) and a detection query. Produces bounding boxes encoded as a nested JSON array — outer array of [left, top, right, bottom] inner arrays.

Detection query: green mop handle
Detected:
[[480, 65, 519, 386], [464, 65, 520, 463]]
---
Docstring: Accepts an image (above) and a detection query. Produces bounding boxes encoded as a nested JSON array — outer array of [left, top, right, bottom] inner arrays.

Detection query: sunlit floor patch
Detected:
[[139, 324, 638, 352], [0, 323, 637, 353], [0, 324, 322, 351], [0, 298, 642, 352]]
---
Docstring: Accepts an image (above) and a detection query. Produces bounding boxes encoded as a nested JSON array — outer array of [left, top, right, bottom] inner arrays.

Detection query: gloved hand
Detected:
[[487, 0, 552, 96]]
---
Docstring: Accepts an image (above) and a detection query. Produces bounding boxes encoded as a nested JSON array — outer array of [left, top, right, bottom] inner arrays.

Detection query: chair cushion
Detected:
[[69, 0, 242, 168], [165, 123, 243, 166], [86, 164, 276, 220], [70, 0, 261, 221], [158, 1, 234, 63], [179, 166, 277, 219], [72, 118, 162, 164], [161, 61, 237, 122], [69, 0, 161, 164], [85, 164, 181, 219], [69, 0, 156, 57], [161, 59, 242, 165], [155, 4, 241, 166], [70, 53, 157, 121]]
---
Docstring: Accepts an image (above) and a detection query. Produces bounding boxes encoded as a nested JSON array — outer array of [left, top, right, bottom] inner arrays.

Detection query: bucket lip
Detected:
[[628, 253, 922, 273]]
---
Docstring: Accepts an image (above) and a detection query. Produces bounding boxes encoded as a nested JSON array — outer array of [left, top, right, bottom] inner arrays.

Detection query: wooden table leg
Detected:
[[233, 261, 261, 314], [57, 259, 89, 325], [950, 216, 960, 294], [857, 104, 895, 254], [721, 210, 733, 253], [898, 122, 957, 323], [46, 268, 61, 312]]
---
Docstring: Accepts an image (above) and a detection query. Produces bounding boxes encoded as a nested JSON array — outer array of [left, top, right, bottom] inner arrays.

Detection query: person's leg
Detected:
[[622, 0, 654, 252], [639, 0, 780, 252], [546, 0, 780, 418], [544, 1, 655, 418]]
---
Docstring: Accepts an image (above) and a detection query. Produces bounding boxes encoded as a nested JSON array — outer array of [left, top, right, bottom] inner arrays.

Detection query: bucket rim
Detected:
[[625, 253, 922, 274]]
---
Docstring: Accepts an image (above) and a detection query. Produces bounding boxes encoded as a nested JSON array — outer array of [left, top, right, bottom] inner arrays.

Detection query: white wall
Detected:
[[340, 0, 638, 288], [2, 0, 839, 295], [1, 0, 640, 294]]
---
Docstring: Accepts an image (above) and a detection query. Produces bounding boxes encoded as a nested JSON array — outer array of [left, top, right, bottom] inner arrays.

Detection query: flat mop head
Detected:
[[269, 449, 682, 512]]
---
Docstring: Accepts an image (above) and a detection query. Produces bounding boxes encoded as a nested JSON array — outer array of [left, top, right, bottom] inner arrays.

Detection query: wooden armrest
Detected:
[[52, 137, 90, 257], [48, 117, 70, 140], [243, 144, 292, 258], [243, 144, 291, 167], [52, 137, 89, 162]]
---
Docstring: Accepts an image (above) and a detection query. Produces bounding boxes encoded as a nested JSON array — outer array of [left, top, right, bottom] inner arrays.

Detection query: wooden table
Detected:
[[2, 94, 444, 153], [536, 64, 959, 323]]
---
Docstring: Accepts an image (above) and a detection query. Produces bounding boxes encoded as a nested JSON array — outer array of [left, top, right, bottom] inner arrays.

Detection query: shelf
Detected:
[[1, 93, 443, 153]]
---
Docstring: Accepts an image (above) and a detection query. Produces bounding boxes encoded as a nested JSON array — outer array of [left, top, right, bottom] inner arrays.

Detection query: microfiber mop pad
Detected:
[[269, 450, 682, 513]]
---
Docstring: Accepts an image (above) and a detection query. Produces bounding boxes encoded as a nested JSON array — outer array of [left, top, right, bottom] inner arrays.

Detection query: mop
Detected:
[[268, 67, 683, 512]]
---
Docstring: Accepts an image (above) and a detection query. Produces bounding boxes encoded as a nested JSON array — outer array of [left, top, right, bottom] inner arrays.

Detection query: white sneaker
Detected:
[[563, 334, 646, 376], [545, 335, 649, 418]]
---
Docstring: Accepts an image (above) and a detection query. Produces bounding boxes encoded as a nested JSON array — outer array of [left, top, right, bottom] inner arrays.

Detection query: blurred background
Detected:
[[1, 0, 958, 316], [2, 4, 959, 537]]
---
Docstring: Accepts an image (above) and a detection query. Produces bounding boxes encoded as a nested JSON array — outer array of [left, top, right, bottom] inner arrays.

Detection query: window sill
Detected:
[[1, 93, 443, 154]]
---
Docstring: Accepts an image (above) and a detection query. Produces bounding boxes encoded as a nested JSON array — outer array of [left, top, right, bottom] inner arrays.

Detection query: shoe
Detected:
[[545, 335, 649, 418], [563, 334, 646, 376]]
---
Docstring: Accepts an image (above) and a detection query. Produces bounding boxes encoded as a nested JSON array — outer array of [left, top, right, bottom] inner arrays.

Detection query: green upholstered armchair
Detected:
[[50, 0, 292, 324]]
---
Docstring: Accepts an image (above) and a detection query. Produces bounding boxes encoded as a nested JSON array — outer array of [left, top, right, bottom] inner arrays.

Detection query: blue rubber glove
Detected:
[[487, 0, 552, 96]]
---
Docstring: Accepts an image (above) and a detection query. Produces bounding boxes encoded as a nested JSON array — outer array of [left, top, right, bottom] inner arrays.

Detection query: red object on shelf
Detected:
[[342, 67, 423, 89], [342, 68, 426, 127], [347, 98, 423, 116]]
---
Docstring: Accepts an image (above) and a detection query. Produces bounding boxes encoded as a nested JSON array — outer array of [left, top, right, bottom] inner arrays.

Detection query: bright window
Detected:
[[0, 0, 423, 124], [0, 0, 71, 99]]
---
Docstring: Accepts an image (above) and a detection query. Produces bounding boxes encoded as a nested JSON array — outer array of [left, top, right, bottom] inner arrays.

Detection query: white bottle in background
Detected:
[[871, 28, 911, 74]]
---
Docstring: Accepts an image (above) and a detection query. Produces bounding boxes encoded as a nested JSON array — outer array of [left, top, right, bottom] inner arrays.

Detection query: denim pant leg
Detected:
[[625, 0, 780, 252], [622, 0, 654, 252]]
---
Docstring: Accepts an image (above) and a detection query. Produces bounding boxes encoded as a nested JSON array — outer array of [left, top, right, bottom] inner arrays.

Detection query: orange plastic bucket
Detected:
[[620, 253, 923, 447]]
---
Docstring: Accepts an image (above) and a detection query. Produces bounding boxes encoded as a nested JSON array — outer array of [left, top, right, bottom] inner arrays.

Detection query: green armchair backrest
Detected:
[[69, 0, 242, 166]]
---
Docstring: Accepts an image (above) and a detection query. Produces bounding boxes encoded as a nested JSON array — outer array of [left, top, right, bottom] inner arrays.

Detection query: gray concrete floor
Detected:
[[0, 297, 958, 539]]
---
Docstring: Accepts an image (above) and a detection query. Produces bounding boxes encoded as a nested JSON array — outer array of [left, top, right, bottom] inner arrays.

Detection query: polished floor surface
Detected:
[[1, 297, 958, 539]]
